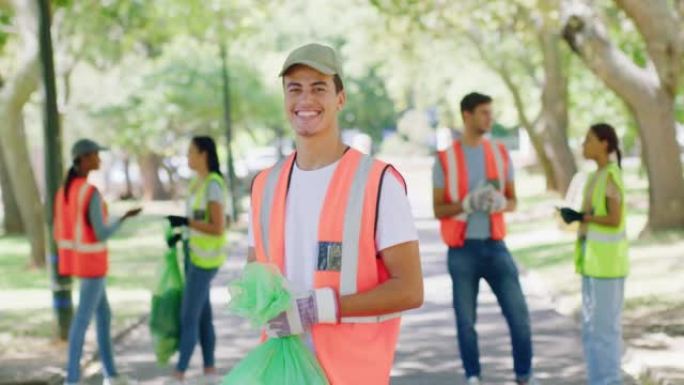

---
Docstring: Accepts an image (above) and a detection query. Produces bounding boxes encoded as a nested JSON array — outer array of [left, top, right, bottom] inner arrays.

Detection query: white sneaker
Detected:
[[466, 377, 481, 385]]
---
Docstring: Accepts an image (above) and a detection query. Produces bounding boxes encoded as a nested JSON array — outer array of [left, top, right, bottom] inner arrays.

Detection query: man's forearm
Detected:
[[339, 276, 423, 317], [505, 198, 517, 213], [434, 202, 465, 218]]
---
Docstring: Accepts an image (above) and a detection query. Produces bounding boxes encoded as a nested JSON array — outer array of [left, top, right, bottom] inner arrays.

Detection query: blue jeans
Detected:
[[582, 276, 625, 385], [66, 277, 117, 383], [447, 239, 533, 382], [176, 255, 218, 373]]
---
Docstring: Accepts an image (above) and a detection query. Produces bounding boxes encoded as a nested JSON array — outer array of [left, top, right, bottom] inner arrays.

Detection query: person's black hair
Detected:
[[63, 159, 81, 202], [192, 136, 223, 176], [460, 92, 493, 114], [590, 123, 622, 168]]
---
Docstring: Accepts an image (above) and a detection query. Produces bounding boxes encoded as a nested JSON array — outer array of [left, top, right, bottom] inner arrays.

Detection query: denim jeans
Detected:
[[66, 277, 117, 383], [582, 276, 625, 385], [176, 252, 219, 373], [447, 239, 533, 382]]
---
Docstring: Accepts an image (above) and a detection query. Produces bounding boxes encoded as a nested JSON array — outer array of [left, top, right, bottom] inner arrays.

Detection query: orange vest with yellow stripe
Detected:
[[437, 139, 510, 248], [54, 178, 109, 278], [250, 148, 405, 385]]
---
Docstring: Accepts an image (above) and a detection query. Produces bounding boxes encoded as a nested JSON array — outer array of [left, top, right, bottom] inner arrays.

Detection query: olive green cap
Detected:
[[279, 43, 343, 79]]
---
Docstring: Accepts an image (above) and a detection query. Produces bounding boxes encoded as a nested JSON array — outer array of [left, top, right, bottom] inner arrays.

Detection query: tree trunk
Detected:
[[0, 0, 46, 268], [529, 123, 559, 191], [497, 63, 560, 192], [0, 144, 25, 234], [539, 30, 577, 195], [138, 152, 169, 200], [632, 92, 684, 229], [562, 1, 684, 230], [121, 155, 134, 199]]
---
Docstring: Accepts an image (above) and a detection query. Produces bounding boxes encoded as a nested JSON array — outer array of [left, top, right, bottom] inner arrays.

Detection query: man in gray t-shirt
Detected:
[[433, 144, 514, 239], [432, 92, 536, 385]]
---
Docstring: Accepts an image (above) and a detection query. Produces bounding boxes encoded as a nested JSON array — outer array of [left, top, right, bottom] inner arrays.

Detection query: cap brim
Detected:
[[279, 60, 337, 77]]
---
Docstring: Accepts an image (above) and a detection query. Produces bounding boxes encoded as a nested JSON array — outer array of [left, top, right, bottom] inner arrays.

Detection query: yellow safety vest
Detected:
[[188, 172, 227, 269], [574, 163, 629, 278]]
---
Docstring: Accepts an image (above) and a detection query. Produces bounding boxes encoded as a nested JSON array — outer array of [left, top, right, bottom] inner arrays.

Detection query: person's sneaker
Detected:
[[466, 377, 481, 385], [517, 377, 540, 385]]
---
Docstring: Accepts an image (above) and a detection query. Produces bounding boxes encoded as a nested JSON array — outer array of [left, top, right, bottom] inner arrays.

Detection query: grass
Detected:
[[513, 240, 575, 269]]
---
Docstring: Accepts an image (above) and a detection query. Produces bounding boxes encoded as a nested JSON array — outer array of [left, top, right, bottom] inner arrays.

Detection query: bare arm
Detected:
[[338, 240, 423, 317], [189, 201, 225, 236], [433, 187, 465, 218], [503, 180, 517, 212], [584, 196, 622, 227]]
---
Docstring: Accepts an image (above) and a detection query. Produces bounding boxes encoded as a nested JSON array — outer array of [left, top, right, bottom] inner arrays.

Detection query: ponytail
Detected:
[[63, 161, 80, 202]]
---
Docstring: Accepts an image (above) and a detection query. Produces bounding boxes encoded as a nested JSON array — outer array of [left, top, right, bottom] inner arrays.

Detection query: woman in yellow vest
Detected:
[[166, 136, 228, 384], [560, 123, 628, 385]]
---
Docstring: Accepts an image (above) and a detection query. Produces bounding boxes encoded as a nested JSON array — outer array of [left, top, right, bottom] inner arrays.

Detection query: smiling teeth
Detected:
[[297, 111, 319, 117]]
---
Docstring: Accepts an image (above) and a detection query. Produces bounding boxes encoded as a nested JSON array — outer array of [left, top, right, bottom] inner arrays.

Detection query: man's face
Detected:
[[283, 65, 345, 138], [463, 102, 493, 135]]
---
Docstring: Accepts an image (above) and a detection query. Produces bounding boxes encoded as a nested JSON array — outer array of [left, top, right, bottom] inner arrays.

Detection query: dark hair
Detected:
[[192, 136, 223, 177], [333, 75, 344, 94], [590, 123, 622, 168], [460, 92, 493, 114], [63, 159, 81, 202]]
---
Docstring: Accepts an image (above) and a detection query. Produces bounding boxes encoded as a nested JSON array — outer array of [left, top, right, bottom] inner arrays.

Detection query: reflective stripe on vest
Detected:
[[438, 139, 508, 247], [585, 230, 627, 243], [188, 173, 227, 269], [71, 182, 107, 253]]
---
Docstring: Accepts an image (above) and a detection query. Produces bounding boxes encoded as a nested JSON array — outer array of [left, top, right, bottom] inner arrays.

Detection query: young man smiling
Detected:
[[247, 43, 424, 384]]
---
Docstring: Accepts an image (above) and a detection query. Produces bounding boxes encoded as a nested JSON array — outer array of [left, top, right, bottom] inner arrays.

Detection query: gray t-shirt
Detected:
[[87, 190, 122, 242], [433, 143, 514, 239], [185, 179, 225, 219]]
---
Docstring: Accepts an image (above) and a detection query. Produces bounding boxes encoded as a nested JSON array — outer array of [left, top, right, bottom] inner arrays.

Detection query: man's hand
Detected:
[[266, 287, 338, 338], [463, 186, 491, 213], [483, 187, 508, 213]]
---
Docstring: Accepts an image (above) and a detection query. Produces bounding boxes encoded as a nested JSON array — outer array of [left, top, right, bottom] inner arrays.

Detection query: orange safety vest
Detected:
[[54, 177, 109, 278], [251, 148, 406, 385], [436, 139, 510, 248]]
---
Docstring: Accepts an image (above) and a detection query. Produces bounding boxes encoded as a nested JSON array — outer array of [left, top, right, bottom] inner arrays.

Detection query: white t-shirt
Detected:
[[247, 159, 418, 293]]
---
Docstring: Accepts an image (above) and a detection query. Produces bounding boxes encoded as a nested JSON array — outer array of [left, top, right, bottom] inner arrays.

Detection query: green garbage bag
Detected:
[[149, 226, 184, 365], [222, 263, 329, 385]]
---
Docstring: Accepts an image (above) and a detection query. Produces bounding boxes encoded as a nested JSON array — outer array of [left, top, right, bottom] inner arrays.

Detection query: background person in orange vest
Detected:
[[246, 43, 424, 385], [432, 93, 536, 385], [54, 139, 142, 385]]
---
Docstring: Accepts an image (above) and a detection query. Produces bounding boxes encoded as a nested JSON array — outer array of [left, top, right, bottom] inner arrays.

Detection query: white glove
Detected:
[[463, 186, 491, 213], [482, 185, 508, 213], [266, 287, 338, 337]]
